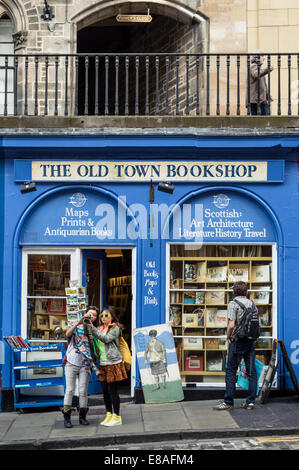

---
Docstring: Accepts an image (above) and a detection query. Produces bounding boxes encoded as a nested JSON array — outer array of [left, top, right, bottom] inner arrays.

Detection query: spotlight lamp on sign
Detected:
[[20, 182, 37, 194], [157, 182, 175, 194]]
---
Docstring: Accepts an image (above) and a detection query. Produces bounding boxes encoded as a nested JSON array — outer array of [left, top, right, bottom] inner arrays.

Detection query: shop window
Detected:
[[168, 244, 274, 386], [0, 16, 14, 115], [27, 254, 70, 340]]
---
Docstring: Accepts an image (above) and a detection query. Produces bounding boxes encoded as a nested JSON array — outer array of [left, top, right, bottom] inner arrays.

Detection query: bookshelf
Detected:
[[169, 244, 273, 384], [107, 275, 132, 318]]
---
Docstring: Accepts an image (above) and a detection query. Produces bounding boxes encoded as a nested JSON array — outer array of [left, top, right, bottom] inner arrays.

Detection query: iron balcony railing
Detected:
[[1, 53, 299, 117]]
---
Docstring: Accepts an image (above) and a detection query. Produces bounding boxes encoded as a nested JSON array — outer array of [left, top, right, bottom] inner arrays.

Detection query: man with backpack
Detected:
[[214, 281, 259, 411]]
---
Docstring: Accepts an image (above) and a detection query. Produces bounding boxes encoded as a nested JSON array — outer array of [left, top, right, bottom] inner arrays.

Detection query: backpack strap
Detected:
[[233, 298, 246, 310]]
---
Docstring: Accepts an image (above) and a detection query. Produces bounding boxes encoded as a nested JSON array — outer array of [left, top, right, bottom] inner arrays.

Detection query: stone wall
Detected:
[[1, 0, 299, 116]]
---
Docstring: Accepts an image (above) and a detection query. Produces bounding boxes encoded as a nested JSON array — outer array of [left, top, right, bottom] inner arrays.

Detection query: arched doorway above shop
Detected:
[[75, 2, 207, 116]]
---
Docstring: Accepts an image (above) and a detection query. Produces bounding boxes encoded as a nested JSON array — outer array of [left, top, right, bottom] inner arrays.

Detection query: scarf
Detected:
[[73, 325, 98, 373]]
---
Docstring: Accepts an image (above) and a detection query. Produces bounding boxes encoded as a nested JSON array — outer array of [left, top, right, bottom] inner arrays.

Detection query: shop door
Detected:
[[82, 249, 107, 394]]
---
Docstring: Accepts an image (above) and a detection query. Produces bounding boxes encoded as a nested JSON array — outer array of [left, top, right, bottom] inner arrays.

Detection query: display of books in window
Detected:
[[251, 264, 271, 283], [205, 338, 219, 349], [206, 265, 227, 282], [36, 315, 49, 330], [205, 289, 226, 305], [257, 331, 271, 349], [258, 306, 271, 326], [206, 353, 224, 371], [184, 262, 198, 281], [183, 333, 203, 350], [170, 278, 183, 289], [250, 286, 270, 304], [215, 309, 227, 328], [184, 292, 196, 304], [196, 261, 206, 282], [169, 306, 182, 326], [182, 313, 198, 328], [228, 264, 249, 282], [193, 308, 205, 326], [195, 291, 205, 304], [206, 308, 217, 327], [49, 315, 61, 330], [218, 338, 228, 350], [170, 292, 182, 304]]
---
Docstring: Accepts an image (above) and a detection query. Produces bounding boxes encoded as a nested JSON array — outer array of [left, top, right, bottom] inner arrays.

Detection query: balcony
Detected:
[[1, 53, 299, 119]]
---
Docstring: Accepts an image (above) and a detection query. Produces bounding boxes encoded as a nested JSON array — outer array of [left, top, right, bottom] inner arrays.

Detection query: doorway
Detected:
[[82, 248, 133, 394], [76, 14, 203, 115]]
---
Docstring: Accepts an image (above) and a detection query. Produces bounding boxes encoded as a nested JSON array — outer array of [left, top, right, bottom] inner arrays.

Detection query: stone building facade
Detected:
[[1, 1, 299, 115]]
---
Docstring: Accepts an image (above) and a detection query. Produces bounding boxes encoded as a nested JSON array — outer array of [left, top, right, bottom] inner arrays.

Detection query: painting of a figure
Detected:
[[133, 323, 184, 404]]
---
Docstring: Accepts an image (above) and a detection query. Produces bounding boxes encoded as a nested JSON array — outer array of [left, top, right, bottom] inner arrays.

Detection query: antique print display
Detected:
[[133, 323, 184, 404]]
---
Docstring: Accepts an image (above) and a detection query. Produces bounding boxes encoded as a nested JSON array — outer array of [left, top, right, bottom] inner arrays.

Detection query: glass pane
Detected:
[[169, 244, 273, 386], [27, 255, 70, 340], [27, 254, 70, 296]]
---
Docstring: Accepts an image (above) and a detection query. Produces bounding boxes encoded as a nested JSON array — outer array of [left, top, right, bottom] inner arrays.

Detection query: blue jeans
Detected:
[[224, 340, 257, 406]]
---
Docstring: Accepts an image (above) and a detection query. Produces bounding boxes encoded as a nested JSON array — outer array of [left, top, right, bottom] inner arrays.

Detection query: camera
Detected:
[[83, 316, 92, 324]]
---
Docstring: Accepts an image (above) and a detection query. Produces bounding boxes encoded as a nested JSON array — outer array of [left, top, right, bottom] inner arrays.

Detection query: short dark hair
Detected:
[[149, 329, 157, 337], [233, 281, 248, 297]]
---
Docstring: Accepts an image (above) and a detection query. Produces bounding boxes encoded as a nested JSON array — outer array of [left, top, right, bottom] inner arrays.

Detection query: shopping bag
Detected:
[[237, 358, 264, 395]]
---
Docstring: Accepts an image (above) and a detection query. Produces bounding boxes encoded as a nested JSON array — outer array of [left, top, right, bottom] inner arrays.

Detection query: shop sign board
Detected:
[[14, 160, 285, 183], [19, 188, 276, 244]]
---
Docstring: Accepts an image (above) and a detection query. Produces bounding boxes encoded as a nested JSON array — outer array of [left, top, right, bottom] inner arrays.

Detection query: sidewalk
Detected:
[[0, 396, 298, 450]]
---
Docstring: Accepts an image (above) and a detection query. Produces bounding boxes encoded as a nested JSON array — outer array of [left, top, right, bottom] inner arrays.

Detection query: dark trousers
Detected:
[[224, 339, 257, 406], [250, 102, 270, 115], [102, 381, 120, 415]]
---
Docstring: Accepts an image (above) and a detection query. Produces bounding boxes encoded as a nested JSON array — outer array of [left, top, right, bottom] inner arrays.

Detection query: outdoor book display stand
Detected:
[[4, 337, 65, 411]]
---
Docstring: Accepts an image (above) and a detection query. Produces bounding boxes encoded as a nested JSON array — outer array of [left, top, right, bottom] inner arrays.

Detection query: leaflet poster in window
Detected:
[[133, 323, 184, 404]]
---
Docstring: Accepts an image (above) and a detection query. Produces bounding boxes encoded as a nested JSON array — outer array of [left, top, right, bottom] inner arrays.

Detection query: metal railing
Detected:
[[1, 53, 299, 117]]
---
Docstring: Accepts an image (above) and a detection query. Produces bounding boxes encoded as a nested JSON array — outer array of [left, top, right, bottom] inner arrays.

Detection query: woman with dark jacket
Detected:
[[88, 307, 127, 426]]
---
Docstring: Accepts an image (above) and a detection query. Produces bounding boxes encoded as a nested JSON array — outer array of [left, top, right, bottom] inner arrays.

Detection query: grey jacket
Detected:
[[91, 324, 122, 365]]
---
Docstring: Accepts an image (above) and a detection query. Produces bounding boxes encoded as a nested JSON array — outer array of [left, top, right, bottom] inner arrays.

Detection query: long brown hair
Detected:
[[101, 306, 124, 331]]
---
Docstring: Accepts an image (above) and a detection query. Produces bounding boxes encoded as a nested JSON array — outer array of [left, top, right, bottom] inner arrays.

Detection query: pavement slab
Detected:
[[0, 396, 298, 449]]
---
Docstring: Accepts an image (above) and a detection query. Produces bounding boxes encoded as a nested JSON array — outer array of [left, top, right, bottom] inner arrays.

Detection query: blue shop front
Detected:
[[1, 133, 299, 409]]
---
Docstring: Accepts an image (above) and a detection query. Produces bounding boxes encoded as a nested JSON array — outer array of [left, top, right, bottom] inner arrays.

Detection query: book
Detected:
[[206, 289, 226, 305], [250, 286, 270, 304], [182, 313, 198, 328], [228, 264, 249, 282], [206, 265, 227, 282], [251, 265, 271, 283], [196, 261, 206, 282], [184, 262, 197, 281], [184, 292, 196, 304], [258, 306, 270, 326], [183, 334, 203, 350], [206, 354, 223, 371], [195, 291, 205, 304], [4, 336, 29, 349], [215, 309, 227, 328], [206, 308, 217, 327]]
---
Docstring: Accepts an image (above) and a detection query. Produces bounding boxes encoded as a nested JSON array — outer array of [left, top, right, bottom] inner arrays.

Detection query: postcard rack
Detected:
[[5, 338, 65, 410]]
